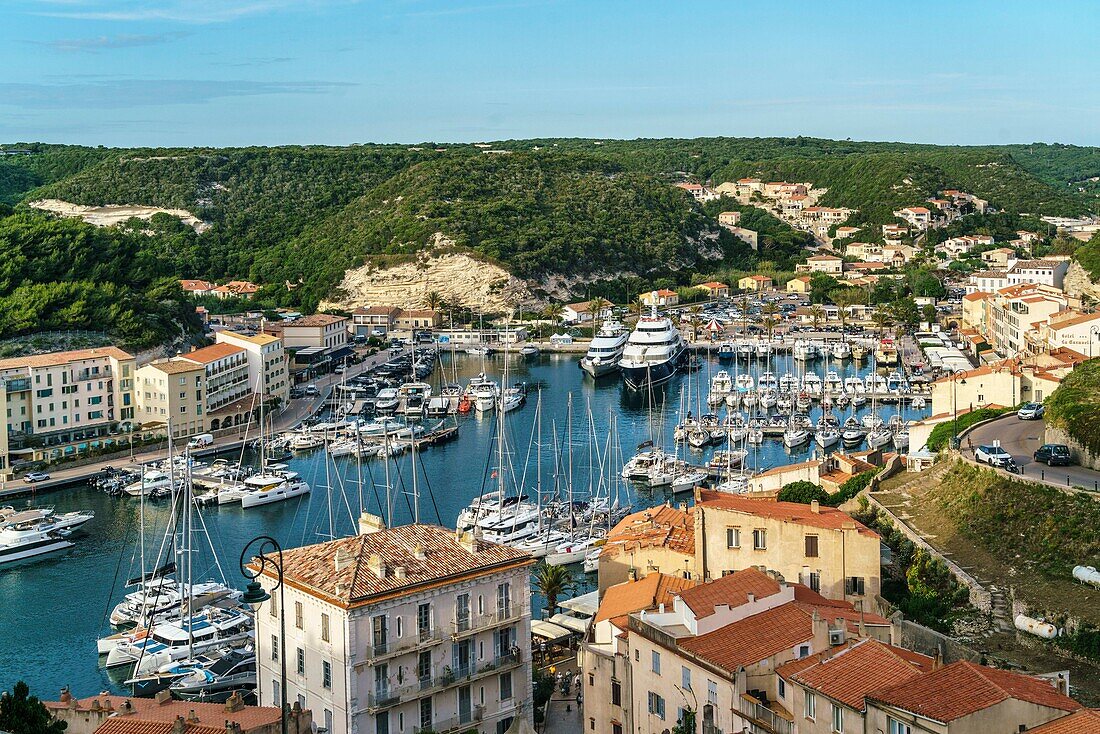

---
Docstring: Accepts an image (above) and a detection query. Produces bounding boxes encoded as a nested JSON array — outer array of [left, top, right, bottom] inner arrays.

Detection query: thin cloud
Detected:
[[28, 0, 346, 24], [226, 57, 297, 67], [38, 31, 191, 52], [0, 78, 355, 109]]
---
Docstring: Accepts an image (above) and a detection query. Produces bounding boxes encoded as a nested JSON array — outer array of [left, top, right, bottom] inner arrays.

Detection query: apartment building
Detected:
[[979, 284, 1068, 356], [395, 309, 441, 331], [1006, 258, 1069, 289], [282, 314, 349, 351], [981, 247, 1017, 268], [581, 568, 893, 734], [0, 347, 136, 463], [938, 234, 994, 258], [717, 211, 742, 228], [693, 491, 881, 605], [966, 270, 1009, 295], [215, 331, 290, 408], [1042, 310, 1100, 356], [135, 359, 206, 439], [929, 348, 1087, 415], [640, 289, 679, 307], [803, 255, 843, 275], [894, 207, 934, 230], [738, 275, 774, 292], [182, 343, 251, 414], [252, 519, 535, 734], [844, 242, 882, 261], [597, 503, 696, 593], [352, 307, 402, 338]]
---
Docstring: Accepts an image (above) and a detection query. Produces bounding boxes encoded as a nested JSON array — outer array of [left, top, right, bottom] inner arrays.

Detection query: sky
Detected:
[[3, 0, 1100, 148]]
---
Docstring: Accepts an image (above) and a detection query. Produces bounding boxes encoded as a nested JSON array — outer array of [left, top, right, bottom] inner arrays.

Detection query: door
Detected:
[[417, 602, 432, 641], [458, 685, 473, 724], [452, 640, 472, 677], [455, 593, 471, 632], [372, 615, 389, 654]]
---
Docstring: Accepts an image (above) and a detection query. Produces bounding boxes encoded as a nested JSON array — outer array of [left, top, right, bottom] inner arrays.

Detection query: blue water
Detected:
[[0, 351, 927, 697]]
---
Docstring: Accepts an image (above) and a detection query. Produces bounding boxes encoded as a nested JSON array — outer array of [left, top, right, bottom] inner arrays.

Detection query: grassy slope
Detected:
[[1045, 358, 1100, 455]]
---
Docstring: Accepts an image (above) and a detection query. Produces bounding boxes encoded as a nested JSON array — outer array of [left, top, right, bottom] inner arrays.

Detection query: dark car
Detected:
[[1033, 444, 1072, 466]]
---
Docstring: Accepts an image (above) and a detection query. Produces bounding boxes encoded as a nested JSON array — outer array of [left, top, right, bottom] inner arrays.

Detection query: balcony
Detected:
[[451, 599, 528, 639], [361, 650, 524, 713], [4, 378, 30, 393], [76, 367, 110, 381], [739, 694, 792, 734], [361, 627, 444, 663]]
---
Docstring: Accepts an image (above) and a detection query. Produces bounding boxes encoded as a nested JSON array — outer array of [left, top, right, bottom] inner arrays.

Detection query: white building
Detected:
[[1006, 259, 1069, 290], [252, 520, 535, 734], [215, 331, 290, 409]]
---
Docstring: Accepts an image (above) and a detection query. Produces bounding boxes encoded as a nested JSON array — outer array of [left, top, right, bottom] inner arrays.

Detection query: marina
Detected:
[[0, 343, 929, 698]]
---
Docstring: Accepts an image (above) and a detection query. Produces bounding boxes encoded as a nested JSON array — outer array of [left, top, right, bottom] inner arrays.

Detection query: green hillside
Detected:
[[2, 137, 1097, 316]]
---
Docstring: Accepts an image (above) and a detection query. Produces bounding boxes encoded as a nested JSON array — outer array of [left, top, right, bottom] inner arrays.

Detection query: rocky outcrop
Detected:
[[321, 245, 535, 312], [28, 199, 210, 233], [1063, 260, 1100, 303]]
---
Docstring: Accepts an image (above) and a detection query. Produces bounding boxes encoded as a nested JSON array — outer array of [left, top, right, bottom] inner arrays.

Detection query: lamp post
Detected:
[[1090, 325, 1100, 360], [240, 535, 287, 734], [951, 368, 968, 450]]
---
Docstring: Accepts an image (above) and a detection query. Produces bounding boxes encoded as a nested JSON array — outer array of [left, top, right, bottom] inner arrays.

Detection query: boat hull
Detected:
[[620, 353, 684, 390], [580, 358, 620, 378]]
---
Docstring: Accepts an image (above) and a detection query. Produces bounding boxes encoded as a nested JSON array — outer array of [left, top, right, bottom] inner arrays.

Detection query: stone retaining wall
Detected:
[[1044, 424, 1100, 471]]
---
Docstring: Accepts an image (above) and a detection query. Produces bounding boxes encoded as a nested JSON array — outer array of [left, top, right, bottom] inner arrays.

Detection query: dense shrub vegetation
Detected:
[[1045, 358, 1100, 455]]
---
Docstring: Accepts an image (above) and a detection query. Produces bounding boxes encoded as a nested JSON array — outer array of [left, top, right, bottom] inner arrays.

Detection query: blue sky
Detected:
[[4, 0, 1100, 147]]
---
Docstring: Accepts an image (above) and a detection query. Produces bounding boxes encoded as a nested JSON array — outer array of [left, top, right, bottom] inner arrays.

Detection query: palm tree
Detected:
[[761, 301, 780, 320], [423, 290, 443, 312], [872, 306, 891, 337], [629, 298, 644, 319], [762, 316, 778, 341], [533, 562, 573, 615], [808, 304, 826, 331], [830, 288, 859, 333], [589, 296, 612, 329], [542, 302, 564, 325]]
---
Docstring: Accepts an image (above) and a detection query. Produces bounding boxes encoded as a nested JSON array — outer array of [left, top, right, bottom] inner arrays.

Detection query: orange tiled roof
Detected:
[[677, 568, 782, 619], [1027, 709, 1100, 734], [262, 524, 533, 608], [602, 503, 695, 559], [678, 602, 814, 671], [697, 491, 878, 538], [869, 661, 1081, 723], [790, 584, 889, 629], [94, 720, 224, 734], [594, 572, 698, 623], [788, 639, 931, 712], [288, 313, 347, 327], [1050, 311, 1100, 331], [183, 342, 244, 364], [0, 346, 133, 370], [44, 694, 282, 729]]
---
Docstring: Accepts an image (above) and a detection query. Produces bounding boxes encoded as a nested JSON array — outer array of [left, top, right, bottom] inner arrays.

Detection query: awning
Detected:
[[550, 613, 590, 635], [559, 590, 599, 617], [530, 620, 573, 642]]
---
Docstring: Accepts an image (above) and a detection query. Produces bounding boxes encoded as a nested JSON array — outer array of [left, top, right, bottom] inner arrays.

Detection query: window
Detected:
[[753, 529, 767, 550], [808, 572, 821, 593], [651, 650, 661, 674], [612, 725, 623, 734], [681, 666, 691, 691], [322, 660, 332, 690], [589, 718, 595, 731], [499, 671, 513, 700], [845, 576, 866, 596], [376, 710, 389, 734], [456, 593, 471, 632], [297, 647, 305, 676], [707, 680, 717, 706], [805, 535, 819, 557], [799, 645, 810, 658], [647, 692, 666, 719], [831, 703, 843, 733], [726, 527, 740, 548], [497, 581, 512, 618], [611, 680, 622, 707], [269, 594, 278, 618], [634, 649, 639, 662], [805, 690, 816, 719], [271, 635, 279, 661], [417, 651, 432, 684], [419, 698, 432, 731], [324, 710, 332, 734], [887, 718, 912, 734], [321, 613, 330, 642], [295, 601, 303, 629], [417, 602, 432, 641]]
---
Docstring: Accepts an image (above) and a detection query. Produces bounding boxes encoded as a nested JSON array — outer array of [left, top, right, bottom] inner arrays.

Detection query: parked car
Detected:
[[1017, 402, 1045, 420], [1033, 444, 1072, 466], [974, 444, 1012, 466], [23, 472, 51, 483], [304, 384, 319, 396]]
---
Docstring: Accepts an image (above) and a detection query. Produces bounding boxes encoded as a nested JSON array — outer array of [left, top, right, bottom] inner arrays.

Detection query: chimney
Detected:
[[627, 567, 638, 582], [225, 723, 243, 734], [334, 581, 351, 597], [358, 511, 385, 536], [59, 688, 72, 705], [933, 647, 943, 670], [90, 699, 101, 712], [104, 699, 114, 712], [412, 544, 427, 561], [187, 709, 200, 724], [224, 692, 245, 714], [334, 547, 355, 573], [172, 716, 187, 734], [120, 700, 134, 715], [810, 500, 820, 514], [367, 553, 387, 579], [678, 502, 687, 512], [156, 689, 173, 705], [746, 593, 755, 605], [457, 528, 480, 553], [394, 566, 407, 580]]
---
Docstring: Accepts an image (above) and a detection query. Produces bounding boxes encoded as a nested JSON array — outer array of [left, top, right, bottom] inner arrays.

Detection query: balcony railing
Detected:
[[739, 694, 792, 734], [362, 627, 444, 661], [451, 599, 527, 638], [4, 378, 30, 393], [361, 650, 524, 712]]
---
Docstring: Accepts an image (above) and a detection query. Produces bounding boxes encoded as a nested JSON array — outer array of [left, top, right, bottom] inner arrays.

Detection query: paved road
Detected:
[[965, 414, 1100, 492]]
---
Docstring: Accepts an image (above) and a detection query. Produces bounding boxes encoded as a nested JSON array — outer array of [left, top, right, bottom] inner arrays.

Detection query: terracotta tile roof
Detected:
[[678, 602, 814, 671], [260, 523, 534, 608], [868, 661, 1081, 723], [94, 720, 223, 734], [0, 346, 133, 370], [287, 313, 347, 327], [700, 281, 729, 289], [963, 292, 989, 301], [753, 458, 821, 478], [775, 650, 832, 679], [903, 206, 930, 214], [354, 306, 401, 316], [1027, 709, 1100, 734], [677, 568, 782, 619], [44, 694, 282, 729], [696, 491, 878, 538], [1049, 311, 1100, 331], [221, 331, 280, 346], [179, 279, 216, 291], [790, 584, 889, 628], [183, 342, 245, 364], [143, 359, 204, 375], [602, 503, 695, 559], [595, 572, 698, 623], [788, 639, 931, 711]]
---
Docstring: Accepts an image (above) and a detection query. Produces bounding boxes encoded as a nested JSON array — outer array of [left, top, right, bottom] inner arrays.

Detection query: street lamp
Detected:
[[1090, 325, 1100, 360], [951, 368, 968, 450], [240, 535, 287, 734]]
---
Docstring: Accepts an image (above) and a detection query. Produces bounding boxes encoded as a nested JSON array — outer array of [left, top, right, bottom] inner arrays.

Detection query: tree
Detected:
[[889, 298, 920, 331], [0, 682, 66, 734], [830, 287, 861, 332], [808, 304, 825, 331], [871, 306, 892, 337], [777, 481, 830, 504], [424, 290, 443, 311], [533, 562, 572, 615], [542, 302, 564, 325], [673, 707, 697, 734], [589, 296, 611, 329], [762, 316, 778, 340], [921, 302, 938, 325]]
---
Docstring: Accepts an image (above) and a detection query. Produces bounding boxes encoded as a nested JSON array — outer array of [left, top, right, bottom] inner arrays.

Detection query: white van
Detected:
[[187, 433, 214, 449]]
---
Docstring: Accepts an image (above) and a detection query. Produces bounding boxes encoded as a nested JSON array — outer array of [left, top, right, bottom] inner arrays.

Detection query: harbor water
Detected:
[[0, 349, 928, 697]]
